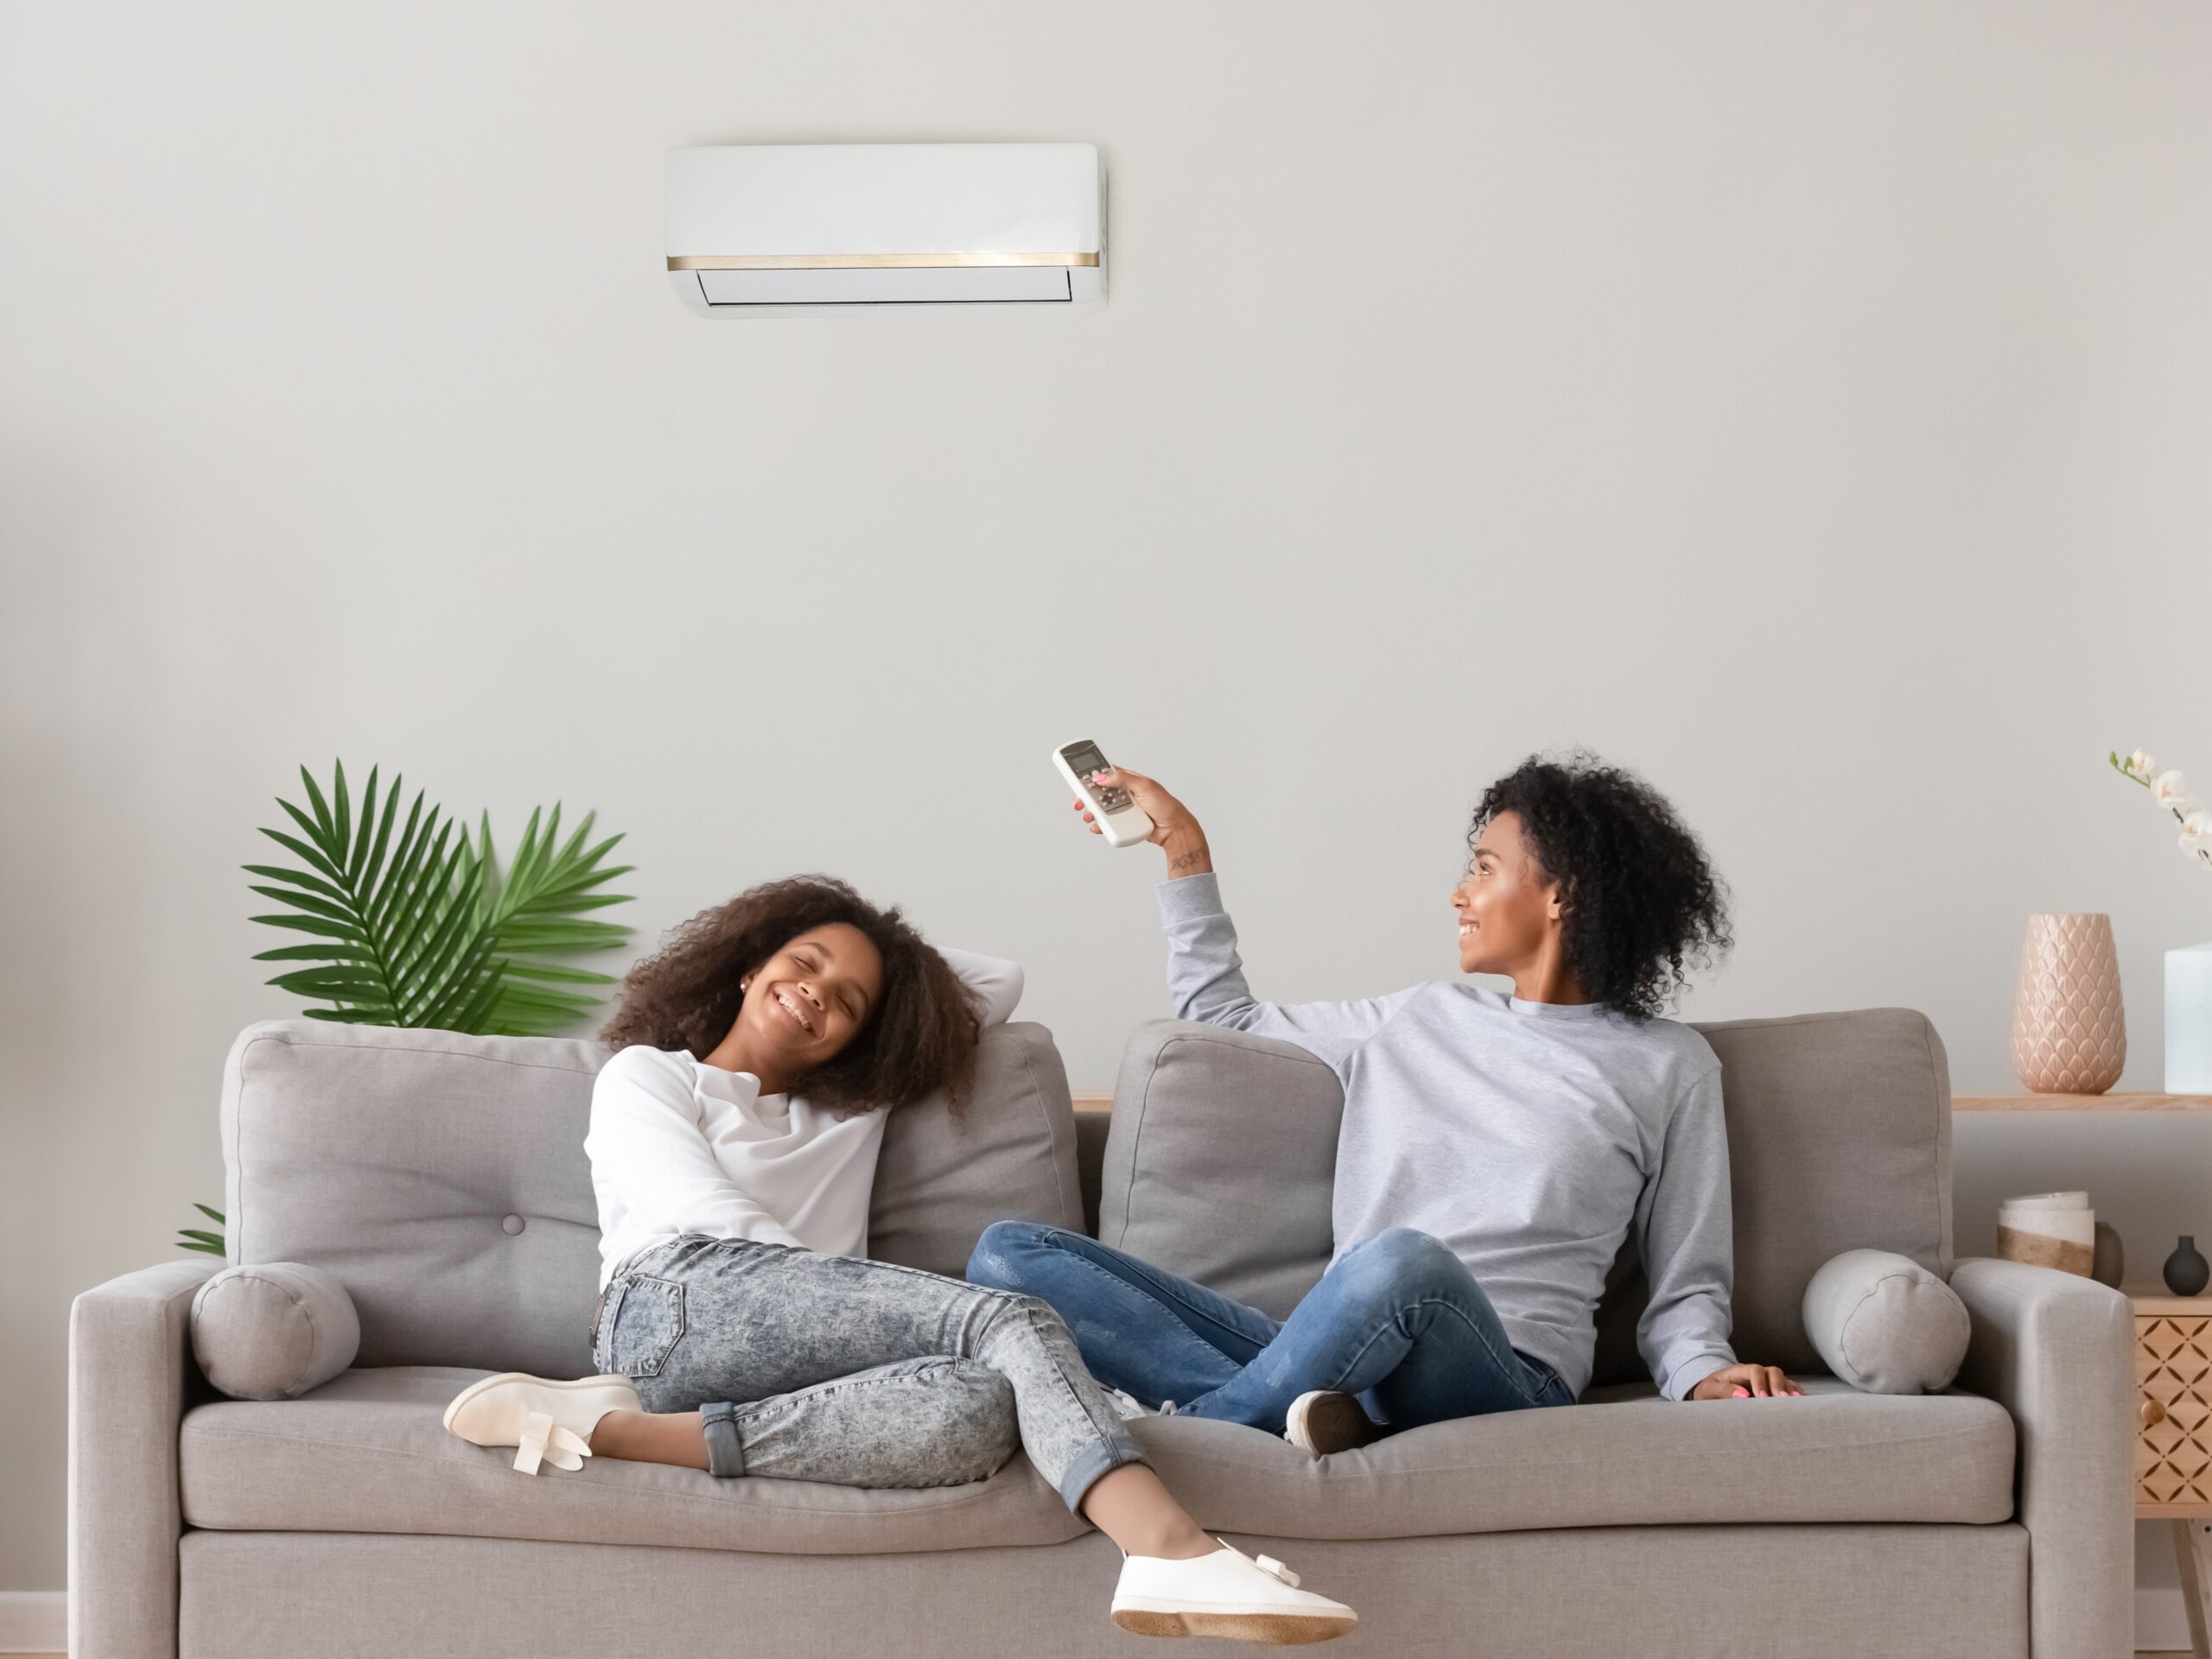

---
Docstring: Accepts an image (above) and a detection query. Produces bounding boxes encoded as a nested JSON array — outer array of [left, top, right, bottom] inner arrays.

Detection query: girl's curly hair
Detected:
[[1469, 749, 1734, 1024], [599, 874, 982, 1116]]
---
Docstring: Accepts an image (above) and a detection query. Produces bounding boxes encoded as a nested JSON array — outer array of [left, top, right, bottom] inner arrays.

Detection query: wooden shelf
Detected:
[[1955, 1092, 2212, 1112]]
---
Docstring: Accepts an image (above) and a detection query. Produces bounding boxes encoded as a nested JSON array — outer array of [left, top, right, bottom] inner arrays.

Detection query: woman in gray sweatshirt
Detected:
[[969, 747, 1805, 1456]]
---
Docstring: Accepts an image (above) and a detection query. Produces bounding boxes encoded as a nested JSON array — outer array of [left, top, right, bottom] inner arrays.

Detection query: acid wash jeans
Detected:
[[967, 1222, 1576, 1433], [589, 1233, 1146, 1510]]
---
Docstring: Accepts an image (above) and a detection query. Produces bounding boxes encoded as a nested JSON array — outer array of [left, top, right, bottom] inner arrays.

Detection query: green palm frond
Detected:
[[476, 804, 636, 1036], [245, 760, 498, 1027], [244, 760, 634, 1034], [177, 1202, 226, 1256]]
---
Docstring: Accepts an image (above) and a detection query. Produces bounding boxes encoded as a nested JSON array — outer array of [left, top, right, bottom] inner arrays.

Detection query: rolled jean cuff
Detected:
[[1054, 1431, 1145, 1514], [700, 1401, 746, 1478]]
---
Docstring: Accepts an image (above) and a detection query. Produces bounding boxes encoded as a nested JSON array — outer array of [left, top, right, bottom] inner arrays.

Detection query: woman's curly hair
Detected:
[[600, 874, 982, 1116], [1469, 749, 1734, 1024]]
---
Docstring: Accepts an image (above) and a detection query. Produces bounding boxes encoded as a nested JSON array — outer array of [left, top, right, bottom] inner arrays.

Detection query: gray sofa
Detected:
[[70, 1007, 2135, 1658]]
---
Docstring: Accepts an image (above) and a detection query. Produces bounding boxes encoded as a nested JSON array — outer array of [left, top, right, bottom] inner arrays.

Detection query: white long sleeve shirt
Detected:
[[1156, 873, 1738, 1403], [585, 948, 1023, 1292]]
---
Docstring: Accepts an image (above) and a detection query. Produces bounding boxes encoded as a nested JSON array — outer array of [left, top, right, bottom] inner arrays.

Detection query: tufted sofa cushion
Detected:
[[219, 1019, 1084, 1378]]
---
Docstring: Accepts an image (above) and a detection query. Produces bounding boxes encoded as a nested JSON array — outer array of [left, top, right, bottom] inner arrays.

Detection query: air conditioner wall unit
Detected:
[[664, 143, 1106, 316]]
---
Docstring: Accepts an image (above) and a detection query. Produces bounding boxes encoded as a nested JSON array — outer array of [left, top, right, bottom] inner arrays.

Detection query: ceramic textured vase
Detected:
[[2165, 1235, 2210, 1297], [2011, 912, 2126, 1094]]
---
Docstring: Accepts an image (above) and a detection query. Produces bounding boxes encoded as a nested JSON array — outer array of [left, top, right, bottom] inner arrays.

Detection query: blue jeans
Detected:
[[967, 1222, 1575, 1434]]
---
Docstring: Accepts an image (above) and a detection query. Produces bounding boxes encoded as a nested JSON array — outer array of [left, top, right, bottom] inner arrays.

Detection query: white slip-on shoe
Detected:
[[1283, 1390, 1385, 1456], [1107, 1387, 1166, 1421], [1111, 1538, 1358, 1644], [442, 1372, 642, 1475], [1104, 1388, 1184, 1421], [1105, 1388, 1151, 1421]]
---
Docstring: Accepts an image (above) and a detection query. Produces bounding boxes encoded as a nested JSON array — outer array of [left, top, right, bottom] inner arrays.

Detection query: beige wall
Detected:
[[4, 0, 2210, 1632]]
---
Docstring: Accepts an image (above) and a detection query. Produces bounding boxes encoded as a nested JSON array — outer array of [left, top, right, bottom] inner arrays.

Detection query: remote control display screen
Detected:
[[1064, 743, 1133, 812]]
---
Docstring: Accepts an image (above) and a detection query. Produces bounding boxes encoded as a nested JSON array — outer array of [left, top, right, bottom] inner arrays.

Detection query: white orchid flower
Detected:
[[2183, 810, 2212, 851], [2153, 770, 2194, 808], [2125, 749, 2158, 781]]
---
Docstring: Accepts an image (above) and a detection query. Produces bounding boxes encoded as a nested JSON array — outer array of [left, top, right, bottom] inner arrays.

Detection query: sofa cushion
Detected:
[[1132, 1374, 2012, 1536], [1802, 1248, 1972, 1394], [1100, 1021, 1340, 1319], [181, 1365, 1085, 1554], [872, 1022, 1084, 1281], [179, 1365, 2011, 1549], [190, 1262, 360, 1400], [1100, 1007, 1956, 1389], [220, 1019, 1084, 1378]]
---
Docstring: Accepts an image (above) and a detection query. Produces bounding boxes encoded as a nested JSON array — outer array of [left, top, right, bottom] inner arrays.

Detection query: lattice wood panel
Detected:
[[2140, 1314, 2212, 1512]]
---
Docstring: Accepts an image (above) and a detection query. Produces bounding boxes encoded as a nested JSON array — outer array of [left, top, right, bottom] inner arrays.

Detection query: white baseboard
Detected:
[[2139, 1584, 2190, 1652], [0, 1592, 63, 1654]]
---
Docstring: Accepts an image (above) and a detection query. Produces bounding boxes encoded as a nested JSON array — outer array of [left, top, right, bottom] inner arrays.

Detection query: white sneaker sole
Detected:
[[1110, 1599, 1358, 1644]]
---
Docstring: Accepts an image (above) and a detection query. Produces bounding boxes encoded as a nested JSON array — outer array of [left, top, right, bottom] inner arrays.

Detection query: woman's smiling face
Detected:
[[1450, 810, 1563, 976], [741, 922, 884, 1073]]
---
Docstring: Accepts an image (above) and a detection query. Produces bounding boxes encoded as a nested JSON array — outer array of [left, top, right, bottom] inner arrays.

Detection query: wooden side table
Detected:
[[2133, 1290, 2212, 1657]]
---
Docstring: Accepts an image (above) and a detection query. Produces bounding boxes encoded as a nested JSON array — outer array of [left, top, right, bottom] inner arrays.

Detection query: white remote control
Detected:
[[1052, 740, 1156, 849]]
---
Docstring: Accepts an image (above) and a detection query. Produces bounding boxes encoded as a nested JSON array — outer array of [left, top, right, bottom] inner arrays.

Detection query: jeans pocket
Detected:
[[603, 1274, 687, 1378]]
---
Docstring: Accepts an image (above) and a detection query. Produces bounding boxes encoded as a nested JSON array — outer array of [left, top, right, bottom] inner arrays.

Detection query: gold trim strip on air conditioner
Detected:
[[668, 251, 1100, 271]]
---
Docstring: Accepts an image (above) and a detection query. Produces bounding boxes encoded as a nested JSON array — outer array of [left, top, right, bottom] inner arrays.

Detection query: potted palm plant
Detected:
[[178, 761, 635, 1255]]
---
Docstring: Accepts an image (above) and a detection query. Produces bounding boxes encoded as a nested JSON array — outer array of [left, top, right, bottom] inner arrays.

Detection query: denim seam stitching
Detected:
[[606, 1275, 687, 1379], [1036, 1231, 1267, 1367], [1327, 1293, 1553, 1411], [737, 1361, 976, 1421], [980, 1293, 1123, 1460]]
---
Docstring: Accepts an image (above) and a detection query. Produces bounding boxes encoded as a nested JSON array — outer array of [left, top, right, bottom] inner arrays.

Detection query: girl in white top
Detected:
[[583, 944, 1020, 1294], [442, 873, 1358, 1645]]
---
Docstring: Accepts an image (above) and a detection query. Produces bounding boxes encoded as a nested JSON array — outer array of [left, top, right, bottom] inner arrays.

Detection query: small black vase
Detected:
[[2164, 1235, 2210, 1296]]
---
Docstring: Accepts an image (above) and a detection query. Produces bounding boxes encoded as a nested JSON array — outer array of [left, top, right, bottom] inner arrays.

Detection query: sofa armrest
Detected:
[[1948, 1255, 2134, 1659], [69, 1257, 223, 1659]]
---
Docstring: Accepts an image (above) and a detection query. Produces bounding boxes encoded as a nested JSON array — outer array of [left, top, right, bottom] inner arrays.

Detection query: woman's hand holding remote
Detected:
[[1071, 767, 1213, 878]]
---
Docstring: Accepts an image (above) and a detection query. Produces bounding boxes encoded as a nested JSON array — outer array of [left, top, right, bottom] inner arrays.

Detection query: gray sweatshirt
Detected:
[[1155, 871, 1738, 1403]]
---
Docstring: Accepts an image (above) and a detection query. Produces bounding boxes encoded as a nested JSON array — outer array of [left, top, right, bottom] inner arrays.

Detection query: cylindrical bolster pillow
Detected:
[[190, 1262, 360, 1400], [1801, 1248, 1971, 1394]]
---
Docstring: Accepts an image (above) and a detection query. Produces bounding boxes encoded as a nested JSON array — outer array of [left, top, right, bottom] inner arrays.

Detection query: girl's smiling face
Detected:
[[1450, 810, 1565, 976], [739, 922, 884, 1075]]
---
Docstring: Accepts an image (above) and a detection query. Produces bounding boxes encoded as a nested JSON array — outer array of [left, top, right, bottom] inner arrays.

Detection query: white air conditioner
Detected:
[[664, 143, 1106, 317]]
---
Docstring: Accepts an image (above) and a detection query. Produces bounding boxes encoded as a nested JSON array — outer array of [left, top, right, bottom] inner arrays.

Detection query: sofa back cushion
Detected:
[[221, 1019, 1084, 1376], [1096, 1007, 1955, 1387]]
